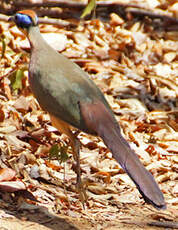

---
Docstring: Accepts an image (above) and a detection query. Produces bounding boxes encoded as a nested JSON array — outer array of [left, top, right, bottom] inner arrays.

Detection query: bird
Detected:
[[9, 10, 166, 210]]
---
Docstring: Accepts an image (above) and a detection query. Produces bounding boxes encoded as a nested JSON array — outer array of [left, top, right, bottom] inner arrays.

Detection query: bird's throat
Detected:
[[28, 26, 45, 50]]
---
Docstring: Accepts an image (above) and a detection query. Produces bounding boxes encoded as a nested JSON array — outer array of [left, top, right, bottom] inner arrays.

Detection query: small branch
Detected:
[[126, 7, 178, 24], [148, 221, 178, 229], [0, 13, 9, 22], [0, 13, 75, 27], [13, 0, 86, 9], [39, 17, 75, 27], [12, 0, 143, 10]]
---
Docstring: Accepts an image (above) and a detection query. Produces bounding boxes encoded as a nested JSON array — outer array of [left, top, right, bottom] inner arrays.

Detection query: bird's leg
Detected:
[[49, 114, 87, 204], [70, 136, 87, 204]]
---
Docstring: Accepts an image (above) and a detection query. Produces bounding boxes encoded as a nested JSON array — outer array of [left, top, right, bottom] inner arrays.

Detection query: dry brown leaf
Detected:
[[0, 107, 6, 122], [5, 134, 30, 150], [0, 168, 16, 182], [110, 13, 124, 26], [0, 180, 26, 192], [95, 171, 111, 183], [42, 33, 67, 51], [13, 95, 30, 112], [73, 32, 91, 48], [45, 160, 63, 171]]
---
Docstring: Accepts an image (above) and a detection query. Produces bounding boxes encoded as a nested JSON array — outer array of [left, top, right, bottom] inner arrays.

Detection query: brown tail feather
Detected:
[[80, 100, 166, 210]]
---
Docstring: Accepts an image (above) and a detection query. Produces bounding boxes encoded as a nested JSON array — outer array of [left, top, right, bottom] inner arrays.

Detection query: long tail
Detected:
[[80, 100, 166, 210]]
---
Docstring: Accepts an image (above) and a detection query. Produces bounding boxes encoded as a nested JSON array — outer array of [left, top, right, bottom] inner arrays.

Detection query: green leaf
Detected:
[[49, 143, 69, 163], [49, 144, 60, 159], [60, 145, 69, 163], [81, 0, 96, 18], [10, 69, 24, 91]]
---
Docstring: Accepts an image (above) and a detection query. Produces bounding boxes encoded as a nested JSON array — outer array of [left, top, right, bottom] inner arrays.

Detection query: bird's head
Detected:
[[9, 10, 38, 35]]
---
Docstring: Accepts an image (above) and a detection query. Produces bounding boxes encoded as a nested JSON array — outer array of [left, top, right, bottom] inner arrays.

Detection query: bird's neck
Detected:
[[27, 26, 46, 50]]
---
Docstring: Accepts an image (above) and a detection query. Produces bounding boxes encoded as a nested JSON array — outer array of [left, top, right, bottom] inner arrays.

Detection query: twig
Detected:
[[39, 17, 75, 27], [0, 13, 9, 22], [12, 0, 143, 10], [126, 7, 178, 24], [121, 220, 145, 228], [0, 12, 75, 27], [13, 0, 86, 9], [148, 221, 178, 229]]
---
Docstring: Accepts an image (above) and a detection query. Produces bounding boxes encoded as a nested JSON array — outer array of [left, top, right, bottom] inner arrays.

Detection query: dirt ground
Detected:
[[0, 200, 177, 230]]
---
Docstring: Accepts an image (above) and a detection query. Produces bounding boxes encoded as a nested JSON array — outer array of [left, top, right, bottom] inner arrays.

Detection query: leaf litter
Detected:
[[0, 1, 178, 229]]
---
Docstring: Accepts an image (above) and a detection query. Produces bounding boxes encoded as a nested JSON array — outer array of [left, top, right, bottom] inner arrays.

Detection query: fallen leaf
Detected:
[[0, 180, 26, 192], [0, 168, 16, 182]]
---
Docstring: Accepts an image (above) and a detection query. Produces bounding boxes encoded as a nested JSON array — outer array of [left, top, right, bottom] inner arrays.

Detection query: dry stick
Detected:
[[148, 221, 178, 229], [12, 0, 173, 13], [122, 220, 178, 229], [126, 7, 178, 24], [121, 221, 145, 228], [0, 13, 9, 22], [0, 13, 75, 27], [39, 17, 74, 27], [13, 0, 140, 9], [8, 0, 178, 25], [13, 0, 86, 9]]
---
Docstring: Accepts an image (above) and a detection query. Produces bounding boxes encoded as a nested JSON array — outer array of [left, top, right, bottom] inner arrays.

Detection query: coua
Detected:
[[9, 10, 166, 209]]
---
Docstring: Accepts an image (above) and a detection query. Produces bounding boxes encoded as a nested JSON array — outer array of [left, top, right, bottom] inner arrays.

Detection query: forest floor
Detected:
[[0, 0, 177, 229]]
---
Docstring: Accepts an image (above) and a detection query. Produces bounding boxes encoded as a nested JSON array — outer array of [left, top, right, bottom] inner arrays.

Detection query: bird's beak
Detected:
[[8, 16, 15, 23]]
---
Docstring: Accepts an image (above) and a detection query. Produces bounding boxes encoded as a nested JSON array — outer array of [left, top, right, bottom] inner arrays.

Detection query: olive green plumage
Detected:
[[28, 26, 111, 134]]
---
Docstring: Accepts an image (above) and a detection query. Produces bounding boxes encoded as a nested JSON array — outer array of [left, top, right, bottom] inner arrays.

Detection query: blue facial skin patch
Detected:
[[15, 13, 32, 28]]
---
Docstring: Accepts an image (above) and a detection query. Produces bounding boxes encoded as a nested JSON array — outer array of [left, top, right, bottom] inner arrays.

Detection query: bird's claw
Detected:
[[76, 177, 88, 208]]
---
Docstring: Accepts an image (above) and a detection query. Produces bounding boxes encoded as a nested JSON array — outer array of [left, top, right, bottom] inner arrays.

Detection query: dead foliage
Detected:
[[0, 1, 177, 229]]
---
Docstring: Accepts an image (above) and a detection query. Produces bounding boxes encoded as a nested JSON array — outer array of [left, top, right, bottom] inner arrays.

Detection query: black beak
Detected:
[[8, 16, 15, 22]]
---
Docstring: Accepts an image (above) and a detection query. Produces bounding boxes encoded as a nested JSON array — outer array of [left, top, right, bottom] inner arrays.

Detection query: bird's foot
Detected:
[[72, 159, 88, 206], [76, 177, 88, 208]]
